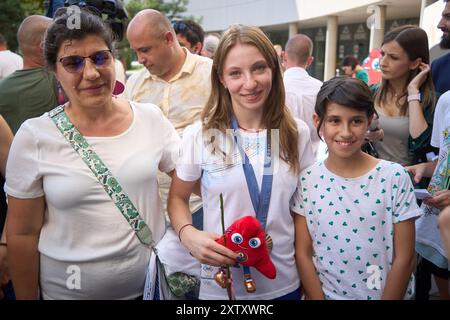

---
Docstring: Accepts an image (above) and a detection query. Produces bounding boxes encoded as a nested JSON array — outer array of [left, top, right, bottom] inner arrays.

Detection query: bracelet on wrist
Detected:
[[0, 242, 6, 247], [178, 223, 194, 242], [407, 93, 421, 103]]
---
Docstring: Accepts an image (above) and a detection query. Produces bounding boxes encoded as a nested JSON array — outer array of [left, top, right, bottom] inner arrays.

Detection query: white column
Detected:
[[289, 23, 298, 38], [368, 5, 386, 51], [324, 15, 338, 81], [420, 0, 438, 26]]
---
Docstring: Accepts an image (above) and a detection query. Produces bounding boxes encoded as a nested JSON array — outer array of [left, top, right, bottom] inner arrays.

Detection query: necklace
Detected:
[[238, 124, 264, 133], [391, 88, 405, 98]]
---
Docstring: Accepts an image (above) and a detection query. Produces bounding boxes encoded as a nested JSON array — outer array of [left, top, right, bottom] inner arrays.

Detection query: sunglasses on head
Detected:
[[171, 20, 191, 33], [58, 50, 113, 74]]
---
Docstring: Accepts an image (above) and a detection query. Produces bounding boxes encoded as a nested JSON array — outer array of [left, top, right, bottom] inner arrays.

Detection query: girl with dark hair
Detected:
[[294, 76, 421, 300], [168, 25, 315, 300], [369, 25, 437, 167]]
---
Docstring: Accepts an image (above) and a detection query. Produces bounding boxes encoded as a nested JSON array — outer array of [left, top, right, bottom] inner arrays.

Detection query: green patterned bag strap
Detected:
[[49, 105, 154, 247], [444, 151, 450, 190]]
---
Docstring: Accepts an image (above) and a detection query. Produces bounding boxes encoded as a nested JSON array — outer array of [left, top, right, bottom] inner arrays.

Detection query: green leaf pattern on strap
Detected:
[[49, 105, 153, 246], [165, 272, 200, 297]]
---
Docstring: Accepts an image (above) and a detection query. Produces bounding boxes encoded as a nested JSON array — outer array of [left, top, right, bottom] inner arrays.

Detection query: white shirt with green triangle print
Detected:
[[291, 160, 422, 300]]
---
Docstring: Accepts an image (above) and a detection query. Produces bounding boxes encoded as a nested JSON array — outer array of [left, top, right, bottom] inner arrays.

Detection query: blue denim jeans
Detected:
[[273, 287, 302, 300], [192, 207, 203, 230]]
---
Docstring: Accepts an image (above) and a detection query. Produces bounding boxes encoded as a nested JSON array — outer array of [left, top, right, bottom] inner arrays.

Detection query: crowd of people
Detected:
[[0, 0, 450, 300]]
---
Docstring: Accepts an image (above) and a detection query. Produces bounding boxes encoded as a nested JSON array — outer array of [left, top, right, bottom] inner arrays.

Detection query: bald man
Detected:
[[124, 9, 212, 226], [283, 34, 323, 158], [0, 15, 57, 135]]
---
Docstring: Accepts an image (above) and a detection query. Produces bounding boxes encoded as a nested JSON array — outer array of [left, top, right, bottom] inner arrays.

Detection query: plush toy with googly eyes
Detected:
[[215, 216, 276, 293]]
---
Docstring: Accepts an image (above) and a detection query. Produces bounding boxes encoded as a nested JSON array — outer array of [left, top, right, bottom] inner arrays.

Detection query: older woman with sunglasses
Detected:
[[5, 9, 180, 299]]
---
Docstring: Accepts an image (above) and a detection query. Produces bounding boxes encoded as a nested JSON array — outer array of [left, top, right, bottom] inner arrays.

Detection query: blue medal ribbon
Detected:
[[231, 116, 273, 230]]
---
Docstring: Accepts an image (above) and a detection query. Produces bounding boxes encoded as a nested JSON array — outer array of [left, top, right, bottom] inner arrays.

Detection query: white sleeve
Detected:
[[290, 120, 315, 215], [4, 121, 44, 199], [431, 92, 448, 148], [175, 123, 202, 182], [158, 113, 181, 173], [391, 166, 422, 223], [297, 119, 316, 172], [290, 170, 308, 216]]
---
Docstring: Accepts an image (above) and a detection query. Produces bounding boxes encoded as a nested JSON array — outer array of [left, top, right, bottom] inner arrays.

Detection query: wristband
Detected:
[[0, 242, 6, 247], [407, 93, 421, 103], [178, 223, 194, 242]]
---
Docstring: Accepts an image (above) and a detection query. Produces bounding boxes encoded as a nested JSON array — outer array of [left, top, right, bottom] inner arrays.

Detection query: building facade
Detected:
[[183, 0, 440, 80]]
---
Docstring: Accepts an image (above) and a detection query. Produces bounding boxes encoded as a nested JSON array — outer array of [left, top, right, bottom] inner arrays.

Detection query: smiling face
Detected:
[[55, 35, 115, 110], [316, 102, 371, 160], [219, 43, 273, 118], [379, 40, 418, 81]]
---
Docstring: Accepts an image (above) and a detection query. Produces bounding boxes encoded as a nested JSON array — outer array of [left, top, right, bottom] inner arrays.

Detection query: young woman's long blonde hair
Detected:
[[201, 25, 300, 174], [374, 25, 436, 116]]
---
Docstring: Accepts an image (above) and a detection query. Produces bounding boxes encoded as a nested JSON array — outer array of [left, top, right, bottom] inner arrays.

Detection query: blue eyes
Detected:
[[231, 233, 243, 244], [231, 233, 261, 248], [249, 237, 261, 248]]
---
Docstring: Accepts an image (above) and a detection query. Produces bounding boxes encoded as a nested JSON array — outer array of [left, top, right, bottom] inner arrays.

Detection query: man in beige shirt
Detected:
[[125, 9, 212, 225]]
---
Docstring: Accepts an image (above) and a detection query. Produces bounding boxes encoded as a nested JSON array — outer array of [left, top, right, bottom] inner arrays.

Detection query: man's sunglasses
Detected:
[[58, 50, 113, 74]]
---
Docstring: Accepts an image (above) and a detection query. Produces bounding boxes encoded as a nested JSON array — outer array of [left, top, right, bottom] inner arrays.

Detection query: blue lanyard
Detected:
[[231, 116, 273, 230]]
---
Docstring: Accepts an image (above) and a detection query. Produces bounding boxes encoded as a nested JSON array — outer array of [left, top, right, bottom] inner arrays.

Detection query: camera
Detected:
[[64, 0, 128, 41]]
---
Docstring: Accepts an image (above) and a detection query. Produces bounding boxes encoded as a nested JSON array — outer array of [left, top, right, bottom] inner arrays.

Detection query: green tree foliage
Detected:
[[160, 0, 190, 20], [0, 0, 45, 52], [126, 0, 189, 20], [0, 0, 25, 52], [21, 0, 45, 16], [126, 0, 159, 18]]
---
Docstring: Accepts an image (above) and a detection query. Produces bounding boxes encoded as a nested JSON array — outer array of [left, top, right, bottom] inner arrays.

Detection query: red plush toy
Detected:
[[215, 216, 276, 293]]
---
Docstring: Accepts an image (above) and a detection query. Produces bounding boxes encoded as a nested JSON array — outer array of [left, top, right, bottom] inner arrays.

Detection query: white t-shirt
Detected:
[[291, 160, 422, 300], [0, 50, 23, 79], [416, 91, 450, 268], [176, 119, 315, 300], [5, 101, 180, 299]]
